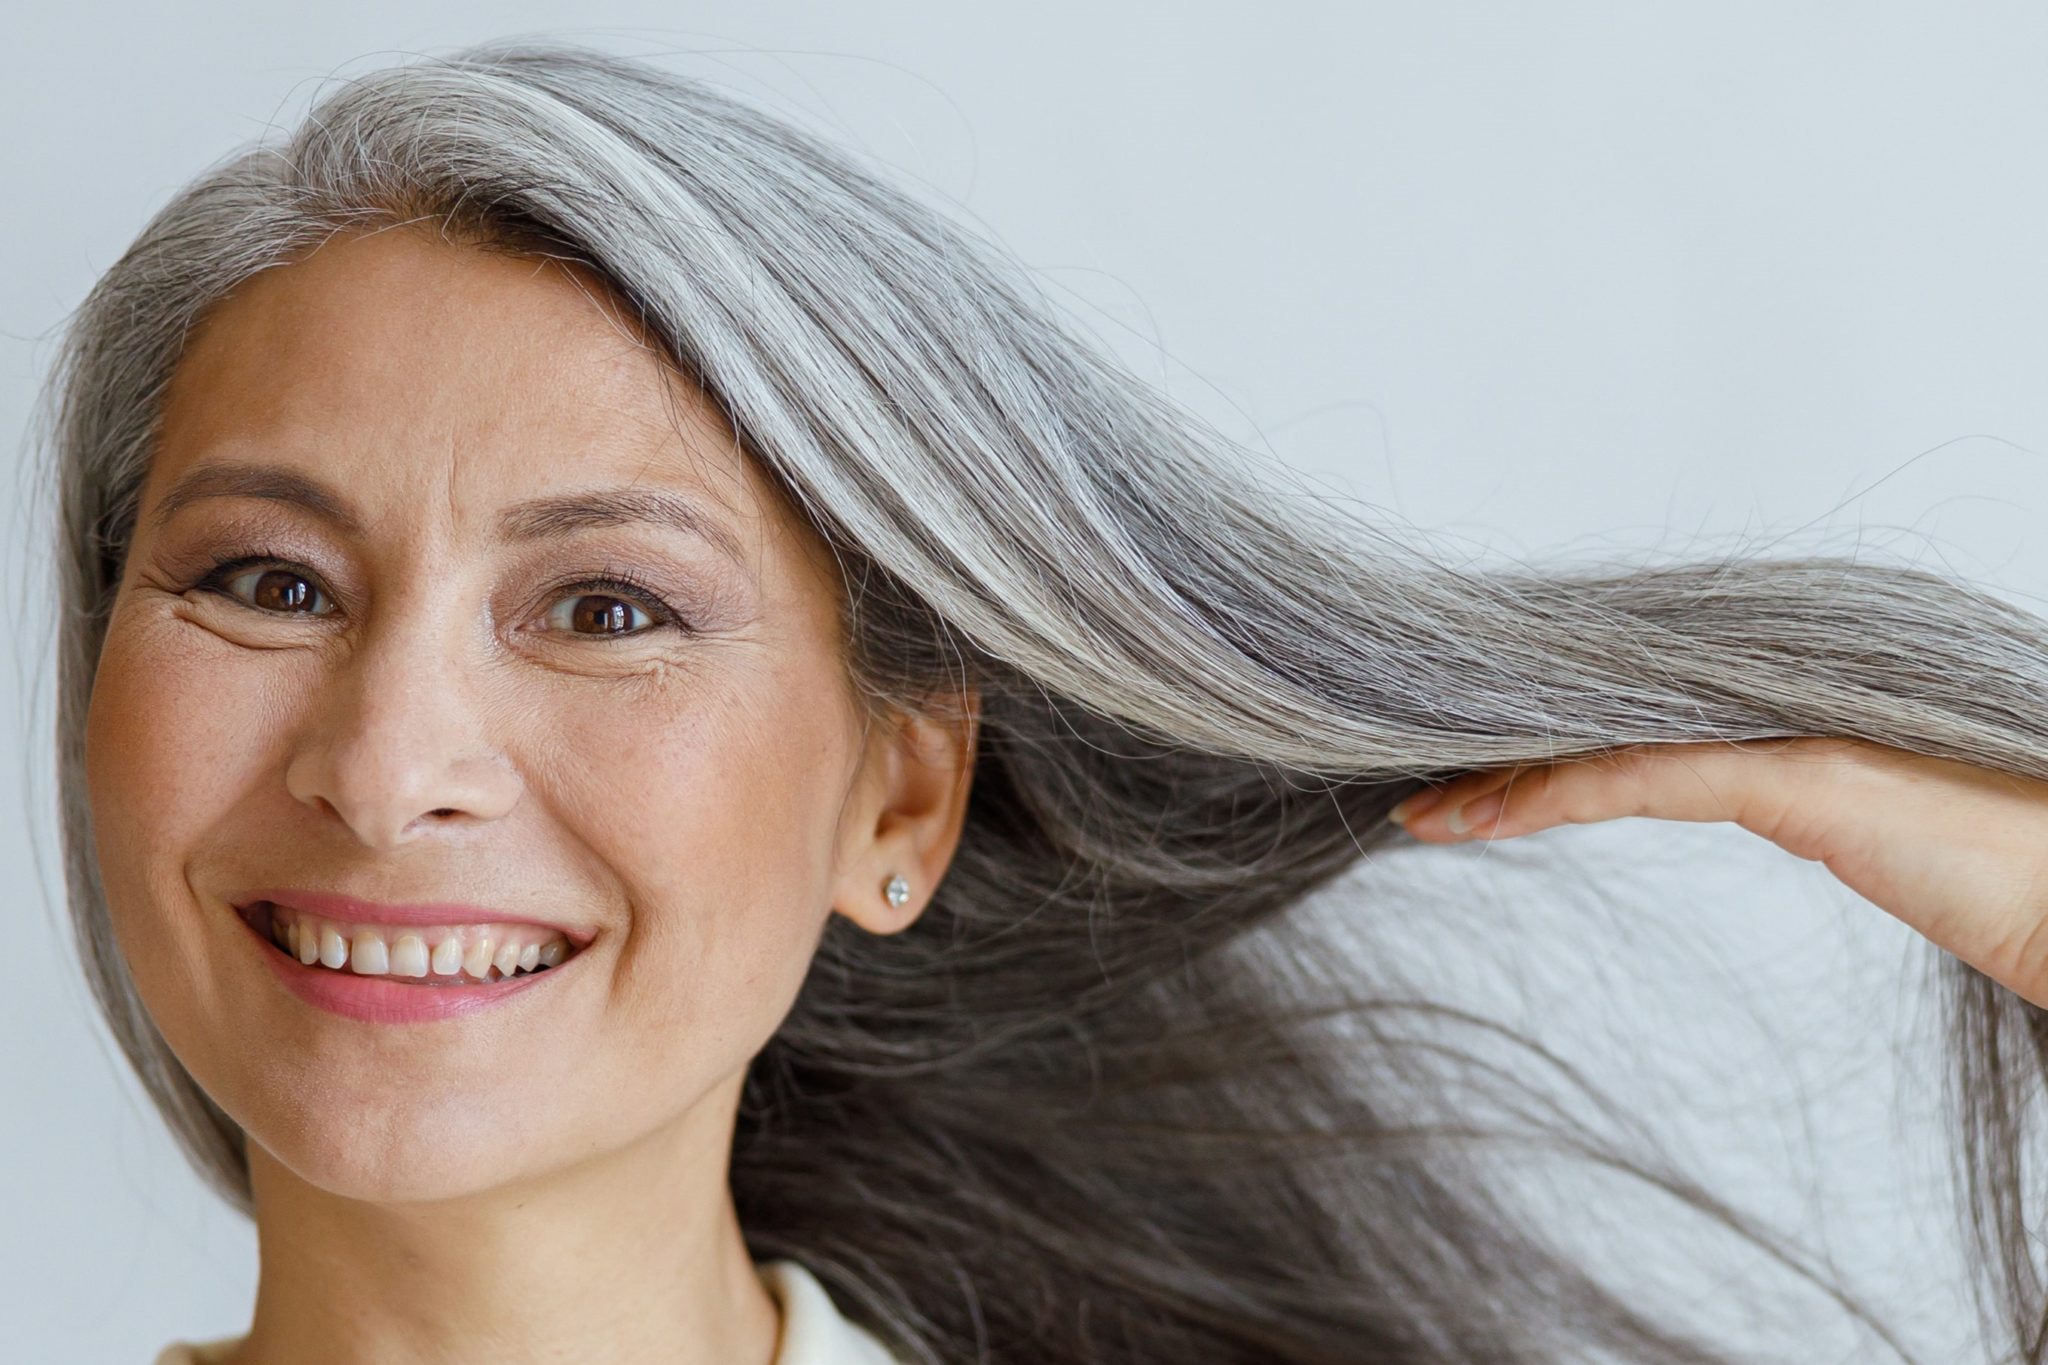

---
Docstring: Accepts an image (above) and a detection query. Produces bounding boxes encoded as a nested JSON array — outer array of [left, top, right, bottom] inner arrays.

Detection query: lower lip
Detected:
[[235, 904, 580, 1025]]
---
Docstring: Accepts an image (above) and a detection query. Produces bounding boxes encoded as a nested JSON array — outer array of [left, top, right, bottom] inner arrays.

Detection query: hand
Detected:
[[1387, 736, 2048, 1010]]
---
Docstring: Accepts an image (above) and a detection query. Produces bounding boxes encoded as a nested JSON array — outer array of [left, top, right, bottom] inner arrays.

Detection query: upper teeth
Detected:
[[259, 903, 573, 982]]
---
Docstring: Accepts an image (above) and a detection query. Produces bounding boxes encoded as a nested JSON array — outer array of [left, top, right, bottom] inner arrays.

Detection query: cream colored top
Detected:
[[151, 1258, 904, 1364]]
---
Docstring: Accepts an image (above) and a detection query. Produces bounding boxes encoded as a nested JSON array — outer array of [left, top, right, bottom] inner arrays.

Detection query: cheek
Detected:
[[83, 608, 296, 1072], [87, 609, 288, 879], [539, 660, 852, 1050]]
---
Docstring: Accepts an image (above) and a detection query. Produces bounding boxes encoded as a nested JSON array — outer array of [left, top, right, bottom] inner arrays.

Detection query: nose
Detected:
[[282, 588, 522, 849]]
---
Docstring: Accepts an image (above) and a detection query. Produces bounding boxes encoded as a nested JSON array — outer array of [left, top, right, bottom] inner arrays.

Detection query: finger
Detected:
[[1387, 761, 1541, 827], [1392, 739, 1853, 847]]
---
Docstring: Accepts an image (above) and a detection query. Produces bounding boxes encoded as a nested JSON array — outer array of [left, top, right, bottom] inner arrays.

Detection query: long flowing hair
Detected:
[[28, 36, 2048, 1363]]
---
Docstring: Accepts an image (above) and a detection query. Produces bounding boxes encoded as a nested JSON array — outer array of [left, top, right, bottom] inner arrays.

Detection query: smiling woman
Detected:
[[81, 187, 930, 1365], [32, 35, 2048, 1365]]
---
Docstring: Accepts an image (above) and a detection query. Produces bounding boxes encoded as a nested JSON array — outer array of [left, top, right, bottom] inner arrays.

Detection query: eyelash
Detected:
[[188, 551, 691, 640]]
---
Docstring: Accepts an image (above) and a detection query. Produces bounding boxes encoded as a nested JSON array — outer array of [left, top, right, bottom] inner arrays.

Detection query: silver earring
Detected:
[[883, 874, 910, 909]]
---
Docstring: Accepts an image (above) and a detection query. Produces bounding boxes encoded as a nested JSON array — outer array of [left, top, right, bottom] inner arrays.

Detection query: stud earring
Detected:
[[883, 874, 910, 909]]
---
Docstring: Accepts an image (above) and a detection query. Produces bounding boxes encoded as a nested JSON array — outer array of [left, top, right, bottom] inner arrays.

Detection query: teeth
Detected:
[[388, 933, 428, 978], [432, 936, 466, 976], [255, 903, 575, 985], [352, 931, 391, 975]]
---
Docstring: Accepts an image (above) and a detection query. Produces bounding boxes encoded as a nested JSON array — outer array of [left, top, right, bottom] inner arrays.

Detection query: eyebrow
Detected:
[[146, 459, 749, 566]]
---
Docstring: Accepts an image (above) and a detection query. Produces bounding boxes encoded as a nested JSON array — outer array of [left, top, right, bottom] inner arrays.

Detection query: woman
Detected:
[[35, 35, 2048, 1365]]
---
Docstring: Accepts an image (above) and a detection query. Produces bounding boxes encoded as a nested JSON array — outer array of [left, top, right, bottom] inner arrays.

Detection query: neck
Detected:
[[226, 1076, 782, 1365]]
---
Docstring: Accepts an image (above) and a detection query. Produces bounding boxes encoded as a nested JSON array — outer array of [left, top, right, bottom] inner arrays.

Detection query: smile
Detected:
[[233, 900, 588, 1024], [239, 900, 577, 984]]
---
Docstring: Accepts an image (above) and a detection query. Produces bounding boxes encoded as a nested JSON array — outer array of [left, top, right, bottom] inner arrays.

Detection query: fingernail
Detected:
[[1445, 790, 1504, 835], [1389, 788, 1446, 825]]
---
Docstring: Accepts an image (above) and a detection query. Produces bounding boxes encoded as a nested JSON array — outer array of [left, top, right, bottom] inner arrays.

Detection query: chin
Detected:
[[246, 1090, 563, 1206]]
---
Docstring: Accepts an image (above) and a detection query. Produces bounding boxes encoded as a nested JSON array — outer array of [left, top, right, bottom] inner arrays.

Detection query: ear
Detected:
[[832, 688, 980, 936]]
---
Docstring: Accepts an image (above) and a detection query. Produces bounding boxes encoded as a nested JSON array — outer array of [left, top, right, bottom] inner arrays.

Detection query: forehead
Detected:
[[150, 226, 765, 538]]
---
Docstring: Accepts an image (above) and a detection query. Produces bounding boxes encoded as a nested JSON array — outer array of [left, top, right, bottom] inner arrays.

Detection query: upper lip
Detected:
[[232, 888, 596, 950]]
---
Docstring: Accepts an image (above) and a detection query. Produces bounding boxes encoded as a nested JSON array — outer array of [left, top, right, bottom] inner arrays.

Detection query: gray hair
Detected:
[[30, 36, 2048, 1363]]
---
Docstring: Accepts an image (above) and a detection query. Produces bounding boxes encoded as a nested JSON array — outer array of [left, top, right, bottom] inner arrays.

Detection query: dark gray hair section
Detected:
[[30, 36, 2048, 1363]]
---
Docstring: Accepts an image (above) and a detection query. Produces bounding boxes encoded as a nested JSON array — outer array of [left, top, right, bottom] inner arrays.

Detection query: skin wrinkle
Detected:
[[82, 226, 979, 1365]]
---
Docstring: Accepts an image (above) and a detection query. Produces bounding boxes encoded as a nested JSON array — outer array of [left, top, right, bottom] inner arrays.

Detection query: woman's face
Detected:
[[83, 225, 960, 1202]]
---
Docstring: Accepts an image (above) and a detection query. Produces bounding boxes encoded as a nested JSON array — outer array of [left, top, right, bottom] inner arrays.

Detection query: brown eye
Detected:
[[535, 568, 685, 642], [239, 569, 321, 613], [542, 587, 666, 639], [198, 558, 334, 617]]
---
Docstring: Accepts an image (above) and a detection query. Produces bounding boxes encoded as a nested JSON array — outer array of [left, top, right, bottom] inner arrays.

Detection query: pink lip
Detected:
[[229, 899, 588, 1026], [233, 888, 595, 950]]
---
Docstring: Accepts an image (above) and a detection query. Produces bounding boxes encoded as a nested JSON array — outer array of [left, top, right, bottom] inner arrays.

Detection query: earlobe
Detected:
[[831, 869, 919, 937], [828, 871, 921, 939]]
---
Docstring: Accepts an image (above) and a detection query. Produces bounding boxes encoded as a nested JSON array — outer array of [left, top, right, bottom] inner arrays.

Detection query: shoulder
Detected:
[[758, 1257, 908, 1365]]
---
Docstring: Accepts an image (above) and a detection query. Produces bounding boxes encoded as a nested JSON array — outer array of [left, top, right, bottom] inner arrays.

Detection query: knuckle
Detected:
[[1984, 909, 2048, 1006], [1979, 863, 2048, 1000]]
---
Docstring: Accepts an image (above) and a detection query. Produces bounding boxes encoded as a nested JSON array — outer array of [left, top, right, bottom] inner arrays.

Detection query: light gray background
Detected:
[[5, 4, 2041, 1361]]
